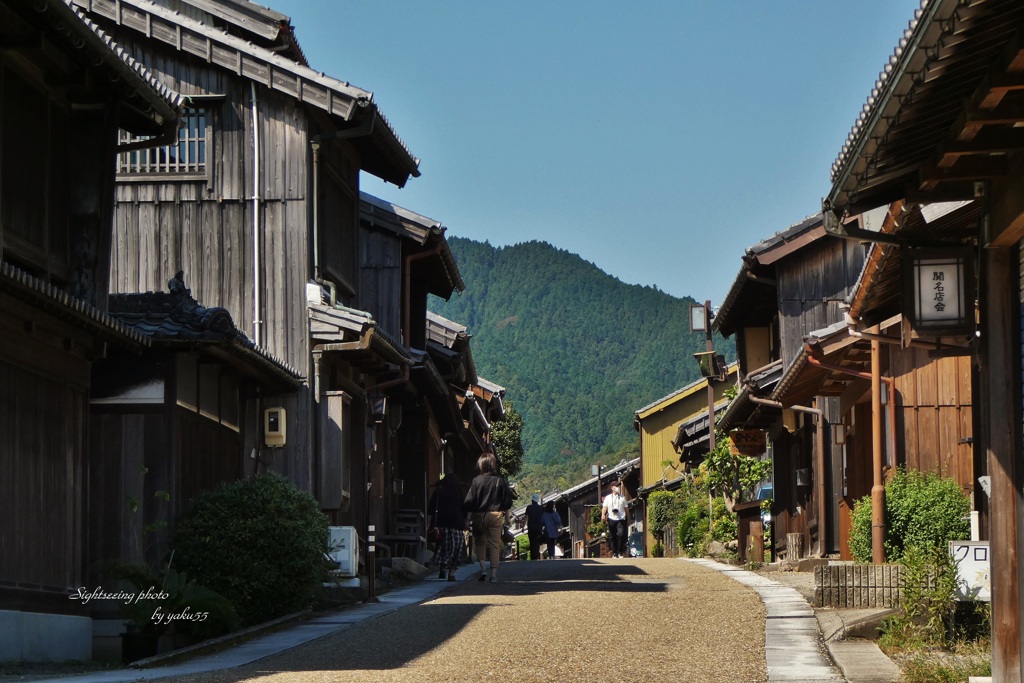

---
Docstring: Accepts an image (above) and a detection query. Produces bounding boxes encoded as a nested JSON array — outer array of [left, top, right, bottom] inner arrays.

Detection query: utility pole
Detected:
[[705, 300, 716, 455]]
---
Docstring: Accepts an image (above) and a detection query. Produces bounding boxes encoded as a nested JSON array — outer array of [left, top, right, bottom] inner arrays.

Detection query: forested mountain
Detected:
[[429, 237, 735, 491]]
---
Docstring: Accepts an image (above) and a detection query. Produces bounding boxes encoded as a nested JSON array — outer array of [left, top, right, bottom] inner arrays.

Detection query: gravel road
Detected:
[[154, 558, 768, 683]]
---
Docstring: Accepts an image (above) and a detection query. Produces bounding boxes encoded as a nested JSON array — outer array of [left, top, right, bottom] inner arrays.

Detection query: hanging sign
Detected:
[[903, 247, 975, 337], [729, 429, 766, 457]]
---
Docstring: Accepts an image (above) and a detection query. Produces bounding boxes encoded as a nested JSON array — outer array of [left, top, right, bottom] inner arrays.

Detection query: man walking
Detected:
[[525, 494, 544, 560], [602, 482, 628, 558]]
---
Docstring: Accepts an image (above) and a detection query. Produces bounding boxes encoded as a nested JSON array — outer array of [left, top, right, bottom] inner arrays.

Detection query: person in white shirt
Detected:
[[601, 482, 628, 558]]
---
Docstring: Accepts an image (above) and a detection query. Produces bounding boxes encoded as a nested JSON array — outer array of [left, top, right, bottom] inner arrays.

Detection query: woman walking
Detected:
[[462, 451, 513, 582], [428, 470, 467, 581], [541, 500, 562, 559]]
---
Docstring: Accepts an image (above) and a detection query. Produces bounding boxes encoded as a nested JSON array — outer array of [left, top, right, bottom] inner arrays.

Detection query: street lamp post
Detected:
[[591, 463, 602, 557], [690, 300, 717, 453]]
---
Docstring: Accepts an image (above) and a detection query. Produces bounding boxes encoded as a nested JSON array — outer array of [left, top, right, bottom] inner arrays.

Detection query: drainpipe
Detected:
[[871, 336, 885, 564], [803, 344, 897, 564], [251, 83, 262, 346], [746, 394, 826, 557], [310, 140, 332, 303], [403, 244, 443, 349]]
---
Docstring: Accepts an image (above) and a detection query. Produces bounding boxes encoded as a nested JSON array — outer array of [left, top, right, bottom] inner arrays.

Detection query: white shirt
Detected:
[[603, 492, 626, 521]]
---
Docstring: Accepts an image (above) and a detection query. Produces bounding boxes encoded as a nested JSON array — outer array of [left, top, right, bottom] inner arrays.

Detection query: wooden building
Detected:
[[310, 195, 474, 563], [73, 0, 486, 571], [633, 366, 738, 556], [0, 0, 183, 661], [714, 215, 867, 560], [75, 0, 419, 493], [717, 213, 976, 565], [822, 2, 1024, 675], [91, 273, 301, 575]]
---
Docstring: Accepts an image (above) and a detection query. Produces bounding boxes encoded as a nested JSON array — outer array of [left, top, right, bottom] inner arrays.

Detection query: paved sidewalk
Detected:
[[688, 559, 844, 682], [691, 559, 902, 683]]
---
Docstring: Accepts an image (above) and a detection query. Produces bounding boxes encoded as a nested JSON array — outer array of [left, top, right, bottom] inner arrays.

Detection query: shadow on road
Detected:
[[147, 559, 682, 681]]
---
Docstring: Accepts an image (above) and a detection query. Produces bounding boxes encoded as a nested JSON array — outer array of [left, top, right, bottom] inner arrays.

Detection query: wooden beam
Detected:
[[989, 167, 1024, 247], [979, 246, 1022, 683], [978, 68, 1024, 109], [920, 155, 1008, 187], [936, 128, 1024, 169]]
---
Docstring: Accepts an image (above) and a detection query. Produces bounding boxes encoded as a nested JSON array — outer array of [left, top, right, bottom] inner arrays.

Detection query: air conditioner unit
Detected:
[[327, 526, 359, 577]]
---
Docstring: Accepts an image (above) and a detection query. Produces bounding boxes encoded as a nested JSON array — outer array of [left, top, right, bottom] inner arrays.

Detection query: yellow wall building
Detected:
[[633, 364, 738, 554]]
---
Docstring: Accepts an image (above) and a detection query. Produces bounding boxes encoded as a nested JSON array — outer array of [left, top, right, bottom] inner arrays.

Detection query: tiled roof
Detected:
[[75, 0, 418, 185], [109, 271, 302, 380], [830, 0, 932, 184], [828, 0, 1024, 213], [0, 261, 149, 346], [30, 0, 183, 129]]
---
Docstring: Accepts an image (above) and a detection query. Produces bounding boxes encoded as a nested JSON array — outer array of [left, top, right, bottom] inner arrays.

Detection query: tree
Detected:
[[492, 400, 524, 480], [695, 432, 771, 512]]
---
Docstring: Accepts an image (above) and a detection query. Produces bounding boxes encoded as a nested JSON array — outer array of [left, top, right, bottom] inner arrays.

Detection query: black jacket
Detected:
[[429, 476, 467, 529], [525, 502, 544, 532], [462, 473, 513, 513]]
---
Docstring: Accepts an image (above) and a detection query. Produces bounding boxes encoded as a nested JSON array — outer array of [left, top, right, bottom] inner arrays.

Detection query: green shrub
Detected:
[[849, 496, 873, 563], [648, 489, 686, 540], [850, 468, 970, 563], [515, 533, 530, 557], [111, 562, 239, 640], [587, 504, 607, 539], [171, 472, 330, 627], [676, 504, 705, 550]]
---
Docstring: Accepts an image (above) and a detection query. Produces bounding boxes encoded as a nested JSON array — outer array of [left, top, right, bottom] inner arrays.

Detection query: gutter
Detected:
[[251, 82, 262, 346]]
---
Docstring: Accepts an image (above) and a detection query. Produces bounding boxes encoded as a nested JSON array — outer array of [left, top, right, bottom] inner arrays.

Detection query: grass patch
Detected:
[[888, 642, 991, 683]]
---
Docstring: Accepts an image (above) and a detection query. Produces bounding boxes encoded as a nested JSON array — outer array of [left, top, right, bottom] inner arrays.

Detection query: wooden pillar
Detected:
[[980, 246, 1022, 683]]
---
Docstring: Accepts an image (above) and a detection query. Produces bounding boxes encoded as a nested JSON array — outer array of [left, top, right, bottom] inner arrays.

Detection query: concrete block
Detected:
[[0, 610, 91, 662], [0, 611, 22, 660]]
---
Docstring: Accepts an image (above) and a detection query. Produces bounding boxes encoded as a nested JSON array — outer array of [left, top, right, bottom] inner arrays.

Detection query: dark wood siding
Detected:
[[359, 228, 402, 339], [177, 408, 243, 506], [1, 359, 85, 591], [776, 238, 867, 367], [87, 410, 166, 574], [105, 45, 316, 486]]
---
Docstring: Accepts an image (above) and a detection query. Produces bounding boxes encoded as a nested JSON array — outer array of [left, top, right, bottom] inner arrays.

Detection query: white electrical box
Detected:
[[327, 526, 359, 577], [264, 407, 286, 447]]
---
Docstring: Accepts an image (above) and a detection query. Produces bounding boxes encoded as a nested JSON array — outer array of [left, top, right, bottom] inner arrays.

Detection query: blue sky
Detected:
[[274, 1, 923, 303]]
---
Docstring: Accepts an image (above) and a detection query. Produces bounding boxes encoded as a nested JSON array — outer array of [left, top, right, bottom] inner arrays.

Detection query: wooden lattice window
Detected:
[[117, 107, 207, 174]]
